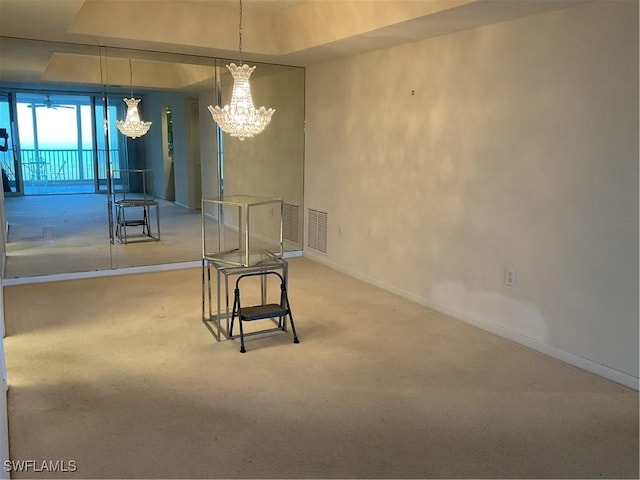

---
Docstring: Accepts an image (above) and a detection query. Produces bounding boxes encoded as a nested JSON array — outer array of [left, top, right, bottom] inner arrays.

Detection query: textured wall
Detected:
[[304, 1, 639, 385]]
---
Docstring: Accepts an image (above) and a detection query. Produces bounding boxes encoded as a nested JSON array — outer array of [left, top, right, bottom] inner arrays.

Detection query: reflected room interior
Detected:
[[0, 39, 305, 279]]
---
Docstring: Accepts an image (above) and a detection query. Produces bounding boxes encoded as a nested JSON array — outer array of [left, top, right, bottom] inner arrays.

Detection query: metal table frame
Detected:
[[114, 199, 160, 243], [202, 256, 288, 341], [110, 168, 161, 244]]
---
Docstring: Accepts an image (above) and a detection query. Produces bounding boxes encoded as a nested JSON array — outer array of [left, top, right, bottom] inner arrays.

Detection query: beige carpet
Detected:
[[3, 258, 639, 478]]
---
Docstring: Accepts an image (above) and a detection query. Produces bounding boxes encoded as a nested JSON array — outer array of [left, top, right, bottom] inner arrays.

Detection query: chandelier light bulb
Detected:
[[116, 98, 152, 139], [208, 63, 275, 141]]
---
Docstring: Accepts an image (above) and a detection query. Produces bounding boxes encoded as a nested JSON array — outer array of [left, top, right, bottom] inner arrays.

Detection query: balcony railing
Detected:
[[0, 148, 123, 194], [15, 148, 121, 183]]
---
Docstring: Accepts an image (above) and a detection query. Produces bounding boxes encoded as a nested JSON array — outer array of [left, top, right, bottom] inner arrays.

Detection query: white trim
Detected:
[[303, 250, 640, 391], [2, 261, 201, 286], [2, 251, 304, 286]]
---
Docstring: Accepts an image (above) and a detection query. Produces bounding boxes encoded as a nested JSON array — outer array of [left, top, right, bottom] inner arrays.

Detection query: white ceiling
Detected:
[[0, 0, 586, 91]]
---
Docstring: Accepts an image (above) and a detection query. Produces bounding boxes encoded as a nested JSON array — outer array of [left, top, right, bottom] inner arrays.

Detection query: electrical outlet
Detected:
[[505, 268, 517, 287]]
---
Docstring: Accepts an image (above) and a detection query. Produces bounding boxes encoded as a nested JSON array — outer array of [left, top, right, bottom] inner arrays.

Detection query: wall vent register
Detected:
[[283, 203, 299, 243], [307, 208, 328, 253]]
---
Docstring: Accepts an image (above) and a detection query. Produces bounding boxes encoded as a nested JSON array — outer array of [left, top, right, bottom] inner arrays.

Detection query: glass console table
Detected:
[[201, 195, 287, 341]]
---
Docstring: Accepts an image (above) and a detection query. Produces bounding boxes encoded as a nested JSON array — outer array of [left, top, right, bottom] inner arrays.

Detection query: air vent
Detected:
[[307, 208, 328, 253], [283, 203, 299, 243]]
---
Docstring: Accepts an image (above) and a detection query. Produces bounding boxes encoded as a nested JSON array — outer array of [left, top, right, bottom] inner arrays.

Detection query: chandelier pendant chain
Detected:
[[128, 58, 134, 97], [239, 0, 243, 65]]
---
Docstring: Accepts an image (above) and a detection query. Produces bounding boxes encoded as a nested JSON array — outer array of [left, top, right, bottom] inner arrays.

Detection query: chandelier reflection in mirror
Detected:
[[208, 0, 274, 141], [116, 59, 152, 139]]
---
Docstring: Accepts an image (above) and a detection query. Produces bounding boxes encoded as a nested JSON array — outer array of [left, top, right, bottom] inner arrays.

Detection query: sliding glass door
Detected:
[[9, 93, 128, 196], [15, 93, 91, 194], [93, 96, 127, 193], [0, 93, 21, 196]]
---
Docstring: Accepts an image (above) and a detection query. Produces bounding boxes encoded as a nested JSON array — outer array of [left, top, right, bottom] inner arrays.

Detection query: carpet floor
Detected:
[[3, 257, 639, 478]]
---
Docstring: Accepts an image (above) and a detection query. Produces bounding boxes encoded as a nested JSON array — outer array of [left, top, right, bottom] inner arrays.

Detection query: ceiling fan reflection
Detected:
[[28, 96, 74, 109]]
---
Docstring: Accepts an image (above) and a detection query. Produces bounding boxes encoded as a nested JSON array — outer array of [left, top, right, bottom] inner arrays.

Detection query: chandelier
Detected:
[[116, 59, 152, 139], [208, 0, 274, 141]]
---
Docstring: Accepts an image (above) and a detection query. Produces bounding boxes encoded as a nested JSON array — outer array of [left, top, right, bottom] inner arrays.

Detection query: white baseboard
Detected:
[[3, 251, 306, 287], [2, 261, 202, 286], [303, 250, 639, 391]]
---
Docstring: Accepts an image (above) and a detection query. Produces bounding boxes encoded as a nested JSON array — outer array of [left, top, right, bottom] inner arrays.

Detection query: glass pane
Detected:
[[15, 93, 97, 195]]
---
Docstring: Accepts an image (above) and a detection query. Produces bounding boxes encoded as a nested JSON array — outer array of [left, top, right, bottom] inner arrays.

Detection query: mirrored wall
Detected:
[[0, 38, 305, 278]]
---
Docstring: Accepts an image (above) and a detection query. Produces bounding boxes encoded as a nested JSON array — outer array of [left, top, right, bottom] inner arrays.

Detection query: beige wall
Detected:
[[144, 91, 190, 205], [304, 1, 639, 386], [199, 88, 220, 202]]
